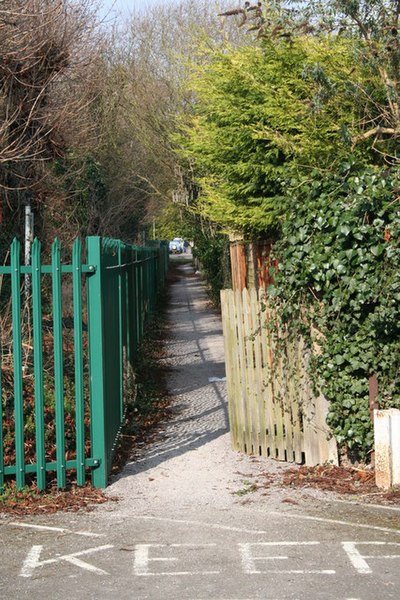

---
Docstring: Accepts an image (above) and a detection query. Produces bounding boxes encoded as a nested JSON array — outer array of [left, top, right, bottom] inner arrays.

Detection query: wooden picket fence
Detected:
[[220, 288, 338, 466]]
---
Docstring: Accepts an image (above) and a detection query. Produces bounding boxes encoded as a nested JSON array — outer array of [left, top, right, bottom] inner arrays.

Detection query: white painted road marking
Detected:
[[20, 544, 114, 577], [342, 541, 400, 574], [133, 543, 220, 576], [239, 541, 335, 575], [132, 513, 400, 537], [270, 511, 400, 536], [16, 538, 400, 579], [132, 514, 275, 535], [10, 522, 104, 538]]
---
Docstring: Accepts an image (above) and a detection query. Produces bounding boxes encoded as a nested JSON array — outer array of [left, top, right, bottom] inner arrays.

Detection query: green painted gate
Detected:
[[0, 236, 168, 490]]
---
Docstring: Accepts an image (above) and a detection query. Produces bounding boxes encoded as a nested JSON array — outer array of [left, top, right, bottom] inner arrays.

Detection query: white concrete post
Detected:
[[374, 409, 400, 490], [391, 409, 400, 487], [24, 203, 34, 302]]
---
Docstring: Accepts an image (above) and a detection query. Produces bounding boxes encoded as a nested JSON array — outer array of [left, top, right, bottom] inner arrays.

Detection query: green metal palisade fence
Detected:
[[0, 236, 168, 490]]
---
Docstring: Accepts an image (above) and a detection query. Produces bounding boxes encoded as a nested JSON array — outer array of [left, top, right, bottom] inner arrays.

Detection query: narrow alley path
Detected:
[[2, 259, 400, 600], [106, 258, 272, 513]]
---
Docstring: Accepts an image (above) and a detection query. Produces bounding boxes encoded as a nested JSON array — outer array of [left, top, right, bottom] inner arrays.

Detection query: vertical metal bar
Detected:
[[140, 250, 144, 342], [165, 244, 169, 280], [0, 308, 3, 488], [142, 248, 149, 324], [72, 238, 85, 487], [152, 250, 156, 309], [128, 247, 135, 364], [125, 246, 132, 367], [156, 249, 160, 296], [148, 251, 152, 313], [52, 238, 66, 489], [117, 241, 124, 420], [11, 238, 25, 488], [142, 250, 146, 330], [138, 250, 144, 343], [134, 250, 140, 352], [149, 251, 153, 312], [144, 249, 148, 321], [150, 250, 154, 310], [86, 236, 107, 488], [32, 238, 46, 490], [153, 250, 158, 308]]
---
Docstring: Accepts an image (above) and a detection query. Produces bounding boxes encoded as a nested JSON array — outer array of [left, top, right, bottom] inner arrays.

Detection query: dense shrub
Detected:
[[272, 164, 400, 458]]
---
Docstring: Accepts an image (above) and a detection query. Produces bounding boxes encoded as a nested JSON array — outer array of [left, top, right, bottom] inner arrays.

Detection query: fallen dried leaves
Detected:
[[282, 464, 400, 504], [0, 482, 118, 516]]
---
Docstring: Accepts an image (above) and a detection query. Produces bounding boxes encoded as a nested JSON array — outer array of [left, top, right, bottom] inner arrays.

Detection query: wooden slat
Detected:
[[221, 289, 338, 467], [235, 289, 251, 452], [271, 325, 286, 460], [299, 338, 323, 466], [259, 300, 275, 457], [250, 288, 266, 454], [283, 338, 295, 462], [242, 288, 258, 454], [228, 291, 241, 450], [315, 392, 339, 464], [221, 291, 239, 449], [292, 337, 304, 463]]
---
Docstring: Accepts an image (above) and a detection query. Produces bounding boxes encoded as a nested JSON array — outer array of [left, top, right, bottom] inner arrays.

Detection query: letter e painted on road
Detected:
[[133, 543, 220, 576], [342, 542, 400, 574], [238, 541, 335, 575]]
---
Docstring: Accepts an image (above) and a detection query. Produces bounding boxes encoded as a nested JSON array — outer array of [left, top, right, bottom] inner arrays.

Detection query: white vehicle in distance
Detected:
[[169, 237, 185, 254]]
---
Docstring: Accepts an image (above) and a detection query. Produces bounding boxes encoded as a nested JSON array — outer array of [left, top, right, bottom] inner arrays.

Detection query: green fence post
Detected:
[[138, 250, 144, 343], [11, 238, 25, 488], [0, 307, 3, 489], [32, 238, 46, 490], [117, 240, 124, 421], [86, 236, 107, 488], [134, 249, 140, 351], [52, 238, 66, 489], [144, 248, 149, 320], [72, 238, 85, 486], [126, 246, 134, 366]]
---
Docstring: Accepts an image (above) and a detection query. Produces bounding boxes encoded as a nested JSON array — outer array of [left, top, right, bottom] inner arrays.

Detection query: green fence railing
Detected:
[[0, 236, 168, 490]]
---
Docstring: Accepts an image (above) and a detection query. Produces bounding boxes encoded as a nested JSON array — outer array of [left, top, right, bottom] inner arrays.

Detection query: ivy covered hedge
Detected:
[[271, 164, 400, 458]]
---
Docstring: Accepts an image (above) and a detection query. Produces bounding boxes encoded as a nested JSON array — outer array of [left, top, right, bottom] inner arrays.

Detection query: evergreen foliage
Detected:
[[178, 35, 375, 234]]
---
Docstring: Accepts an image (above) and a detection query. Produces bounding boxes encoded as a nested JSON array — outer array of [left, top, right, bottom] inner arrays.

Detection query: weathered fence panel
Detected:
[[221, 288, 338, 466], [0, 236, 168, 490]]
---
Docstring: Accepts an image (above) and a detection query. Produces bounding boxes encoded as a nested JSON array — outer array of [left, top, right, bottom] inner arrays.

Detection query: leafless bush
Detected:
[[0, 0, 102, 236]]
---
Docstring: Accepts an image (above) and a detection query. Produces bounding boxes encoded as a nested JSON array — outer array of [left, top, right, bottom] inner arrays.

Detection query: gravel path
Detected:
[[105, 260, 286, 515]]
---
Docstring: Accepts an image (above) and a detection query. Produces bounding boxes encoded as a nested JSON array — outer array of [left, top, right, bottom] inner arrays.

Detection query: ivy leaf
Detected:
[[370, 245, 384, 257], [340, 225, 351, 236]]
